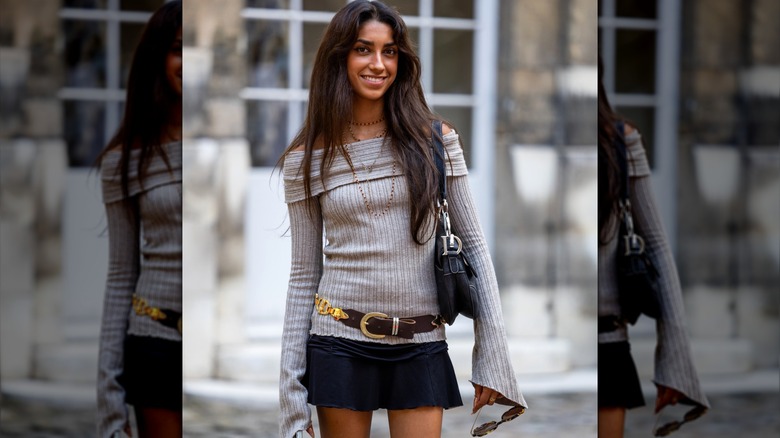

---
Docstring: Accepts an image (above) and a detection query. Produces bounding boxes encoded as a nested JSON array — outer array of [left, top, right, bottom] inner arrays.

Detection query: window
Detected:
[[598, 0, 659, 167], [60, 0, 165, 166], [599, 0, 683, 248]]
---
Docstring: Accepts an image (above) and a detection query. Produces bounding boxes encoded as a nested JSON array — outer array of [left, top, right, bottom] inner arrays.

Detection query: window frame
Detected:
[[599, 0, 681, 250], [59, 0, 171, 166]]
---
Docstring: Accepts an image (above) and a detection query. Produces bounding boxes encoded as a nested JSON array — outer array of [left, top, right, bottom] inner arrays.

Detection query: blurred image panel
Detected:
[[1, 0, 174, 436], [599, 0, 779, 436], [181, 1, 598, 437]]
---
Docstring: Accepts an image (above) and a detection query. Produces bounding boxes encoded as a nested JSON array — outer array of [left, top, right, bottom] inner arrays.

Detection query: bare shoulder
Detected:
[[623, 123, 636, 135], [442, 123, 453, 135]]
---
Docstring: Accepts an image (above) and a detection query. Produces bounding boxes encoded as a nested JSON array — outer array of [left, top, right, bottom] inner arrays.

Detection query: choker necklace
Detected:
[[347, 123, 387, 144], [351, 117, 384, 127]]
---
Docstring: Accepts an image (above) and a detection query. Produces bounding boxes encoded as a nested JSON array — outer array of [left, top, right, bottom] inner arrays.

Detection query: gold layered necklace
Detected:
[[343, 137, 396, 217], [346, 120, 387, 173]]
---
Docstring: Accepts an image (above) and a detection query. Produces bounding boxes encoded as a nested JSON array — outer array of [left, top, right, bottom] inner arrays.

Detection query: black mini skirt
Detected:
[[598, 340, 646, 409], [303, 335, 463, 411], [118, 334, 182, 411]]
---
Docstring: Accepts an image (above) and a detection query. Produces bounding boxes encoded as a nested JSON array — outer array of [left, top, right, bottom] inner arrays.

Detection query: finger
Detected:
[[472, 385, 484, 412], [306, 425, 315, 438], [655, 395, 670, 414], [487, 390, 499, 406], [655, 390, 675, 414], [474, 384, 483, 400], [474, 387, 494, 414], [654, 387, 665, 413]]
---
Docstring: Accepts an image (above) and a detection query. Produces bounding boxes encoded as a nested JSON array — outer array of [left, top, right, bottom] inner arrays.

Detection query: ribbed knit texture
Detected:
[[598, 132, 709, 408], [97, 142, 182, 438], [279, 132, 526, 438]]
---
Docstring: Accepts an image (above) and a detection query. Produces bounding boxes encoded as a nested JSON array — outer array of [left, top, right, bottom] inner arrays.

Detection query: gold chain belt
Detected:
[[132, 294, 182, 334]]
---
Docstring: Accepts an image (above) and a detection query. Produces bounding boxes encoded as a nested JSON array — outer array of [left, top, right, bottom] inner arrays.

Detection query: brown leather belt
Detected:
[[315, 294, 442, 340]]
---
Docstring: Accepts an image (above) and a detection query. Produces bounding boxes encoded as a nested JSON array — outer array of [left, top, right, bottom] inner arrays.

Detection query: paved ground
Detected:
[[624, 392, 779, 438], [182, 391, 596, 438], [1, 372, 778, 437], [0, 392, 596, 438]]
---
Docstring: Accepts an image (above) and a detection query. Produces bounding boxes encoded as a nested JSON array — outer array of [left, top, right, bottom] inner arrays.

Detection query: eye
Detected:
[[355, 46, 370, 54], [384, 47, 397, 56]]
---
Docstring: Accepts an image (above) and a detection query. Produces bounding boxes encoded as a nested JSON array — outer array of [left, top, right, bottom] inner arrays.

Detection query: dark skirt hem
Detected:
[[304, 335, 463, 411], [598, 340, 646, 409], [118, 334, 182, 411]]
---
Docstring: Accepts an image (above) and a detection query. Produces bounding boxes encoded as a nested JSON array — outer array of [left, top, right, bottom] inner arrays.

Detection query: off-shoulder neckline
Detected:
[[286, 131, 459, 156]]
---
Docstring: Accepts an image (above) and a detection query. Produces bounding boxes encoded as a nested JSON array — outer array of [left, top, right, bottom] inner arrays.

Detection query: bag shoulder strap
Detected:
[[432, 120, 446, 203]]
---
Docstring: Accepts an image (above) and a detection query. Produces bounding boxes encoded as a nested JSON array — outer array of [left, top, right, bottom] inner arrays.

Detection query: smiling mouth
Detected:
[[361, 75, 386, 84]]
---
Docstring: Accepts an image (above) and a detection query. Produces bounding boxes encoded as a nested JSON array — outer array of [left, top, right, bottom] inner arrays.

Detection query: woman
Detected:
[[278, 1, 526, 437], [95, 2, 182, 437], [597, 55, 709, 437]]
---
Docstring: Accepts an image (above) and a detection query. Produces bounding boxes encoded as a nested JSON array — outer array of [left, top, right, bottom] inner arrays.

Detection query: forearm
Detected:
[[279, 198, 323, 437], [630, 175, 708, 407], [97, 200, 140, 437], [447, 175, 525, 407]]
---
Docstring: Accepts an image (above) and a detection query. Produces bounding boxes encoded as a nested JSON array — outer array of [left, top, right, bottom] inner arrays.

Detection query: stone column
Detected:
[[495, 0, 599, 371], [0, 140, 37, 379], [0, 0, 68, 381], [183, 0, 251, 379]]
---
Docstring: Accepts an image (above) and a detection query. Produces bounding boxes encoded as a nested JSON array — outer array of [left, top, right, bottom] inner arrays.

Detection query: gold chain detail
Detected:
[[347, 122, 387, 145], [315, 294, 349, 321], [343, 143, 396, 217], [345, 127, 385, 173], [132, 294, 167, 321]]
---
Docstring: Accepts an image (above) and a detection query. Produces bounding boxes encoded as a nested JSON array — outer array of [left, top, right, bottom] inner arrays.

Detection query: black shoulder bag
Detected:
[[432, 120, 478, 325], [615, 121, 661, 324]]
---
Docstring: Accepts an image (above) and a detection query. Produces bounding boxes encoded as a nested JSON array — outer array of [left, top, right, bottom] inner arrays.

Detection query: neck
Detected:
[[351, 98, 384, 125]]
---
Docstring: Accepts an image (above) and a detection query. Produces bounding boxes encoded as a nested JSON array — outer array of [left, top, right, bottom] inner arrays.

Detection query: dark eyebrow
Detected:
[[356, 38, 396, 47]]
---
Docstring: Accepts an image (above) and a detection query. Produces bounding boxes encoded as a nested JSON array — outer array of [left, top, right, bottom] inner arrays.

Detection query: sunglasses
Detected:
[[653, 405, 707, 436], [470, 404, 525, 436]]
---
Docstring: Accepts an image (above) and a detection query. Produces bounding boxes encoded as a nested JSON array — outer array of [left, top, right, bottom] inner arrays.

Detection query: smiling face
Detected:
[[166, 27, 182, 96], [346, 20, 398, 105]]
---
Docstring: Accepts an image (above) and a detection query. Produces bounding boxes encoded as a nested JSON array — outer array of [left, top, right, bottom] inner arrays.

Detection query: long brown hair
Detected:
[[598, 55, 623, 245], [95, 0, 182, 200], [282, 0, 450, 245]]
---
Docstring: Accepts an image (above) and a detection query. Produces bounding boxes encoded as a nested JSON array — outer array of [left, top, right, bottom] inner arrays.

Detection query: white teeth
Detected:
[[362, 76, 384, 83]]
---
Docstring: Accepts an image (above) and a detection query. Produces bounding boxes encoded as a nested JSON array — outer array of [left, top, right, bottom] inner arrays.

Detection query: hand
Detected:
[[472, 383, 503, 414], [655, 385, 685, 414], [307, 425, 315, 437], [123, 422, 132, 438]]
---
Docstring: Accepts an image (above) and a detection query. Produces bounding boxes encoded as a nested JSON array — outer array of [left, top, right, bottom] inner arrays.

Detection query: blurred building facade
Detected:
[[0, 0, 600, 386], [599, 0, 779, 374], [2, 0, 775, 404], [0, 0, 173, 386]]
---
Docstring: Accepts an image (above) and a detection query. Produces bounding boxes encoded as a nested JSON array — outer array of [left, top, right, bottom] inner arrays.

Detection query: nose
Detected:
[[369, 51, 385, 72]]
